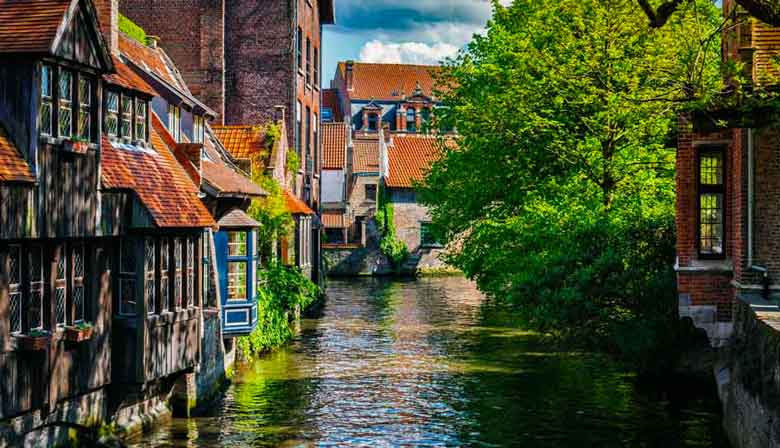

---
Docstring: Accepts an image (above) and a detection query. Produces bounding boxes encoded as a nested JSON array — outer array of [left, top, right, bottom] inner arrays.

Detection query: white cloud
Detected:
[[358, 40, 460, 65]]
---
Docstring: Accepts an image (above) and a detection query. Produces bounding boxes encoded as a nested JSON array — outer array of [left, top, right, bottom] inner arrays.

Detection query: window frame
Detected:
[[105, 90, 120, 138], [58, 69, 74, 138], [40, 64, 54, 137], [406, 108, 417, 133], [314, 47, 319, 88], [696, 146, 727, 259], [365, 184, 377, 202], [296, 27, 303, 72], [168, 104, 182, 142], [420, 222, 443, 248], [226, 231, 251, 302], [118, 239, 138, 317], [306, 37, 312, 86], [77, 76, 93, 141]]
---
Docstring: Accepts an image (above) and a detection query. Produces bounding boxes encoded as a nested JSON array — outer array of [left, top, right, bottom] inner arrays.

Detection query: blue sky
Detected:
[[322, 0, 503, 86]]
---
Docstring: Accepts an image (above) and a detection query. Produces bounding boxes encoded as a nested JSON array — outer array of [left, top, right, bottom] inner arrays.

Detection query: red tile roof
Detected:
[[322, 211, 348, 229], [0, 126, 34, 183], [211, 125, 268, 161], [385, 135, 445, 189], [284, 190, 315, 216], [338, 62, 443, 101], [0, 0, 70, 54], [321, 122, 348, 170], [218, 208, 260, 229], [353, 139, 379, 173], [201, 160, 266, 197], [101, 114, 215, 228], [321, 88, 344, 122], [118, 33, 179, 87], [103, 56, 157, 96]]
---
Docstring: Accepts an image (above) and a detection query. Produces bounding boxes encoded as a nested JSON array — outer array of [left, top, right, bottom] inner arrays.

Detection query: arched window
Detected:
[[367, 113, 378, 131], [406, 108, 416, 132]]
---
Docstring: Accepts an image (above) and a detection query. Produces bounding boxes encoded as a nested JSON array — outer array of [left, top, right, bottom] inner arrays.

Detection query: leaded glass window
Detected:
[[40, 64, 53, 136], [119, 241, 137, 316], [73, 244, 85, 323], [105, 91, 119, 137], [136, 100, 147, 142], [120, 95, 132, 139], [55, 247, 67, 326], [9, 246, 21, 334], [174, 238, 183, 310], [78, 77, 91, 141], [699, 150, 725, 257], [59, 70, 73, 137], [186, 238, 195, 307], [28, 247, 43, 330], [161, 238, 170, 312], [145, 239, 156, 315]]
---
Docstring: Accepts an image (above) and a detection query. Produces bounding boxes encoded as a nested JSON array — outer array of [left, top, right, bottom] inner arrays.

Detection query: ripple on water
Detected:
[[129, 277, 730, 448]]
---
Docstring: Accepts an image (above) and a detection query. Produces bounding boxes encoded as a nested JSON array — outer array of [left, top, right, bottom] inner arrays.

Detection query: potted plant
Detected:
[[63, 137, 90, 154], [16, 329, 51, 351], [64, 322, 94, 342]]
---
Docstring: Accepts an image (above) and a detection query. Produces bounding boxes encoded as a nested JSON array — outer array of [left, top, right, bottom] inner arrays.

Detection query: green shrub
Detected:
[[376, 184, 408, 267]]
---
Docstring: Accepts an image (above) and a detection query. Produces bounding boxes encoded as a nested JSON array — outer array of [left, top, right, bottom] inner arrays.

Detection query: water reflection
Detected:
[[130, 277, 729, 447]]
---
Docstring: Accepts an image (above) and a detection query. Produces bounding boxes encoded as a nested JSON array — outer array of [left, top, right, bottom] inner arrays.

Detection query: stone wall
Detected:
[[391, 196, 448, 271]]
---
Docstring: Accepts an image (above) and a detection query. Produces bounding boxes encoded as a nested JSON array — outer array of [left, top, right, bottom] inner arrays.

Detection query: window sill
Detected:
[[675, 258, 733, 273]]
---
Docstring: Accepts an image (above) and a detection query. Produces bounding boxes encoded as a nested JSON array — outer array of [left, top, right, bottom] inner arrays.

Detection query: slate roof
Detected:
[[284, 190, 315, 215], [337, 62, 443, 101], [211, 125, 268, 161], [218, 208, 260, 229], [321, 122, 348, 170], [101, 113, 215, 228], [0, 125, 34, 183], [0, 0, 70, 54], [385, 135, 445, 189], [353, 138, 379, 173]]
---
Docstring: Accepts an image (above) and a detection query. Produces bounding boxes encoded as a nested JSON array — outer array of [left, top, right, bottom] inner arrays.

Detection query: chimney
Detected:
[[345, 60, 354, 92], [94, 0, 119, 56]]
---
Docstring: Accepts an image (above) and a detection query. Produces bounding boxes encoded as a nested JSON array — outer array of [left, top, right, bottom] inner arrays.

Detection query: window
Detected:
[[59, 70, 73, 137], [202, 232, 211, 307], [406, 108, 416, 133], [186, 238, 195, 307], [55, 248, 67, 326], [313, 113, 319, 171], [161, 238, 170, 312], [78, 77, 92, 140], [322, 107, 333, 122], [174, 238, 183, 309], [119, 240, 137, 316], [28, 247, 44, 331], [227, 232, 249, 301], [421, 108, 431, 133], [72, 244, 85, 323], [698, 149, 725, 257], [193, 115, 205, 143], [168, 105, 181, 142], [40, 65, 53, 136], [135, 100, 147, 143], [296, 27, 303, 71], [367, 113, 378, 131], [9, 246, 21, 334], [306, 37, 312, 85], [145, 239, 156, 315], [365, 184, 377, 202], [314, 47, 319, 87], [296, 101, 302, 156], [306, 106, 311, 160], [421, 222, 441, 248], [120, 95, 132, 139], [105, 91, 119, 137]]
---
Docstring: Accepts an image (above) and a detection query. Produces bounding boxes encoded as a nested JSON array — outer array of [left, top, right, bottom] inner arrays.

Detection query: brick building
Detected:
[[675, 1, 780, 346]]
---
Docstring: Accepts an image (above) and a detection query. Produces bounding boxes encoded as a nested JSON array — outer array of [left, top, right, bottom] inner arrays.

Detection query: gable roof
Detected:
[[103, 56, 156, 96], [100, 113, 215, 228], [211, 125, 268, 161], [385, 135, 443, 189], [0, 0, 113, 69], [337, 62, 443, 101], [322, 122, 348, 170], [0, 126, 35, 183], [284, 190, 315, 216], [218, 208, 260, 229], [118, 33, 179, 86], [353, 138, 379, 173]]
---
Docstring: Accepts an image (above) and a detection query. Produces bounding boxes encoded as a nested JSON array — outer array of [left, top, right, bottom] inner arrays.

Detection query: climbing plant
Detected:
[[118, 14, 147, 44], [375, 184, 408, 267]]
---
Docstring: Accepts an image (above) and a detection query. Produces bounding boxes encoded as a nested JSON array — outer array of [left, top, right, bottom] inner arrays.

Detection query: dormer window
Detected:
[[135, 101, 147, 142], [193, 115, 205, 143], [105, 91, 119, 137], [104, 89, 150, 144], [168, 104, 181, 142], [59, 70, 73, 138], [40, 65, 53, 136], [120, 95, 132, 139], [367, 113, 378, 131], [406, 108, 416, 133]]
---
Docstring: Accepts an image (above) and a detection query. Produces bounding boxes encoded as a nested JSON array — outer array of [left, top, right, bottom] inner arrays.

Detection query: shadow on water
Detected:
[[129, 277, 730, 447]]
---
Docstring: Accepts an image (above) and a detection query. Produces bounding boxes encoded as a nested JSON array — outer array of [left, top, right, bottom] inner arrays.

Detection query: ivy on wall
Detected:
[[375, 184, 409, 267]]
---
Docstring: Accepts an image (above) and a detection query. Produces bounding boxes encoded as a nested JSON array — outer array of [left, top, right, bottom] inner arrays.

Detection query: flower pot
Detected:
[[16, 334, 50, 351], [63, 140, 89, 154], [64, 326, 93, 343]]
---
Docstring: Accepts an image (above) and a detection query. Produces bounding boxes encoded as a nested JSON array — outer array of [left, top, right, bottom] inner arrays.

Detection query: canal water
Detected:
[[130, 277, 730, 447]]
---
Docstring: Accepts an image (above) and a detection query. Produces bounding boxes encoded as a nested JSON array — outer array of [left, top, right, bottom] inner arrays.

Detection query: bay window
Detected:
[[698, 148, 725, 257], [227, 232, 248, 301]]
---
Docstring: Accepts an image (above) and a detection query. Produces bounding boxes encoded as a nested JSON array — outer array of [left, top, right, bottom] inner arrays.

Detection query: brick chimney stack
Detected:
[[94, 0, 119, 56], [345, 60, 354, 92]]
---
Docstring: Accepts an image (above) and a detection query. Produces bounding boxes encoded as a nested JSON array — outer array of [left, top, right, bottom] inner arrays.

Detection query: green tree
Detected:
[[421, 0, 721, 369]]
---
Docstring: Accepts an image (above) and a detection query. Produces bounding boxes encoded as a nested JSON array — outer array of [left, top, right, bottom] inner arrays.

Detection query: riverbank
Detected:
[[129, 277, 730, 447]]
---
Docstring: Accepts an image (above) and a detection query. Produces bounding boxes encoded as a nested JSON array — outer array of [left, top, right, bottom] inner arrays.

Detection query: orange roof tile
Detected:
[[353, 139, 379, 173], [385, 135, 445, 189], [284, 190, 314, 215], [322, 211, 347, 229], [338, 62, 444, 101], [211, 125, 268, 161], [0, 0, 70, 54], [0, 125, 34, 183], [118, 33, 179, 87], [202, 160, 266, 197], [321, 88, 344, 122], [101, 114, 215, 228], [103, 56, 156, 96], [321, 122, 347, 170]]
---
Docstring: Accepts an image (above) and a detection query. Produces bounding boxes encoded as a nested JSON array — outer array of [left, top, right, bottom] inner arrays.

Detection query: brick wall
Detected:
[[120, 0, 226, 120]]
